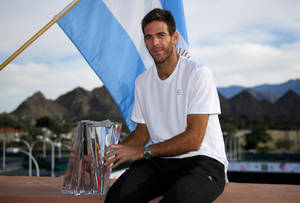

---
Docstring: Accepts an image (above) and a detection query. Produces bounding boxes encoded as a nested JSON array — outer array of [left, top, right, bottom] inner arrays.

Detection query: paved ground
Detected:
[[0, 176, 300, 203]]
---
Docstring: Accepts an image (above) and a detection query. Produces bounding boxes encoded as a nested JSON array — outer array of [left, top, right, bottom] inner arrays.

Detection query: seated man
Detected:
[[104, 8, 228, 203]]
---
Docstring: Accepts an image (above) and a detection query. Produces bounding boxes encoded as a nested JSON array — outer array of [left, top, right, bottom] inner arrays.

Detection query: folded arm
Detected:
[[148, 114, 209, 157], [104, 114, 209, 168]]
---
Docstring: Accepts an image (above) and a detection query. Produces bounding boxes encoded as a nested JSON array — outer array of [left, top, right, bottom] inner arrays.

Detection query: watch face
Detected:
[[144, 151, 151, 159]]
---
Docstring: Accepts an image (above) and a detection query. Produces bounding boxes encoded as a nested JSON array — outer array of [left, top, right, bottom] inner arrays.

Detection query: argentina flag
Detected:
[[57, 0, 189, 132]]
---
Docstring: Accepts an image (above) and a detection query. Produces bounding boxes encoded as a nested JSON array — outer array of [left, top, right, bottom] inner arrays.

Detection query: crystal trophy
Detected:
[[61, 120, 122, 195]]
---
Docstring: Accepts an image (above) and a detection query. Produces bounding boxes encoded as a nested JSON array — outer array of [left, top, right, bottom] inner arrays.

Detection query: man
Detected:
[[104, 8, 228, 203]]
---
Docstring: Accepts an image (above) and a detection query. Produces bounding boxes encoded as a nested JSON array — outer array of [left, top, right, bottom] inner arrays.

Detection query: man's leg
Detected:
[[105, 159, 166, 203], [160, 156, 225, 203]]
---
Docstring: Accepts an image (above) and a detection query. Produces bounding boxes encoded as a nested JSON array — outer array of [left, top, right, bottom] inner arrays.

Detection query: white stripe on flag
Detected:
[[103, 0, 161, 69]]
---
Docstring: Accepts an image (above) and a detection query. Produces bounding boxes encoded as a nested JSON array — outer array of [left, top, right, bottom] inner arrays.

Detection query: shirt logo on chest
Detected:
[[176, 89, 184, 95]]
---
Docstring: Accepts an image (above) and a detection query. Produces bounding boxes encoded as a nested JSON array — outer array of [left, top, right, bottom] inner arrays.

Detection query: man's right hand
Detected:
[[103, 144, 144, 169]]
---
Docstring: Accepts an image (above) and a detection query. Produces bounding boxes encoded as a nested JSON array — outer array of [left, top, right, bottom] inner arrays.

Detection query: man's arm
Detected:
[[104, 114, 209, 168], [122, 123, 150, 147], [149, 114, 208, 157]]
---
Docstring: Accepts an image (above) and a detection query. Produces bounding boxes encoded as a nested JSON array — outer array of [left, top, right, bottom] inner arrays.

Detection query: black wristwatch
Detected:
[[144, 146, 152, 159]]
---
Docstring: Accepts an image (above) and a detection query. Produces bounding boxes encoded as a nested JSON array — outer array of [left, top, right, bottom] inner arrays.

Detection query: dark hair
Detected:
[[141, 8, 176, 35]]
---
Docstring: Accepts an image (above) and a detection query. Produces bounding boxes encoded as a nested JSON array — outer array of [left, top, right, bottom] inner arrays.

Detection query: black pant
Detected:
[[105, 155, 225, 203]]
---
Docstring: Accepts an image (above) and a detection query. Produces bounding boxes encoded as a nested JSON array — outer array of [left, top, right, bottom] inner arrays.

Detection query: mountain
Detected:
[[218, 85, 245, 99], [225, 90, 273, 116], [274, 90, 300, 116], [219, 89, 300, 117], [56, 87, 92, 118], [11, 92, 66, 119], [243, 89, 278, 103], [9, 86, 300, 121], [218, 93, 230, 115], [254, 79, 300, 98], [218, 78, 300, 102], [90, 87, 122, 118], [10, 86, 122, 120], [55, 87, 121, 118]]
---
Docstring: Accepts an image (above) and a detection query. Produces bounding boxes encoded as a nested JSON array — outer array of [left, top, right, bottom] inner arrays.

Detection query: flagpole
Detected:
[[0, 0, 81, 71]]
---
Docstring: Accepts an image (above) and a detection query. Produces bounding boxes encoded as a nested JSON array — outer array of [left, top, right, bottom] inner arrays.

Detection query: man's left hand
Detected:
[[103, 144, 144, 169]]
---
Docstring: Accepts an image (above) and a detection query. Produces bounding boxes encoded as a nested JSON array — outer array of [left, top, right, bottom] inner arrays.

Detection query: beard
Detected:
[[149, 41, 174, 65]]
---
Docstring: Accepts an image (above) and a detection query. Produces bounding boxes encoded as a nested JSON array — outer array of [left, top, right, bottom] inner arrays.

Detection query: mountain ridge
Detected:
[[10, 86, 122, 120], [218, 78, 300, 102], [8, 85, 300, 121]]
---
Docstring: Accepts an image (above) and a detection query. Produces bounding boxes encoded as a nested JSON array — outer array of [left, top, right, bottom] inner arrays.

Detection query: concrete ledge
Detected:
[[0, 176, 299, 203]]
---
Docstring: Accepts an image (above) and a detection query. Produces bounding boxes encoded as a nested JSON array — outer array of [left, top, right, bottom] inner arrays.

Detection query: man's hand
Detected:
[[176, 47, 190, 59], [103, 144, 144, 169]]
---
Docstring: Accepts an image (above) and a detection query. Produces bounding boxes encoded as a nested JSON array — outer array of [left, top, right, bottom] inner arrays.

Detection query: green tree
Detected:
[[0, 113, 25, 129], [36, 116, 53, 128], [275, 137, 294, 151], [26, 126, 43, 141], [244, 126, 272, 150], [222, 122, 238, 135], [51, 121, 73, 135]]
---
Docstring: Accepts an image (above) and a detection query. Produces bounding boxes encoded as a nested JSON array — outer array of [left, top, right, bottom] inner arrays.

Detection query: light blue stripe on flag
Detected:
[[58, 0, 146, 131], [57, 0, 188, 132], [160, 0, 189, 44]]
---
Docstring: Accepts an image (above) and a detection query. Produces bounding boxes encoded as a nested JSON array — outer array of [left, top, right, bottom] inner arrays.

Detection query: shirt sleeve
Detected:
[[131, 79, 146, 124], [187, 66, 221, 115]]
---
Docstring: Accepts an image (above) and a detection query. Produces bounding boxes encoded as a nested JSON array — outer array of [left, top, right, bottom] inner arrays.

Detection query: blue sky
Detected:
[[0, 0, 300, 113]]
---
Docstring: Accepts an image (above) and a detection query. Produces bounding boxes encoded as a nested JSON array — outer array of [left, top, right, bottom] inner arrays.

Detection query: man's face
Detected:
[[144, 21, 178, 64]]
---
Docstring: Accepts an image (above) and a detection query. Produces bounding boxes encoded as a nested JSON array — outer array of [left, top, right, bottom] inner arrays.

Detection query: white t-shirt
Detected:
[[131, 56, 228, 171]]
